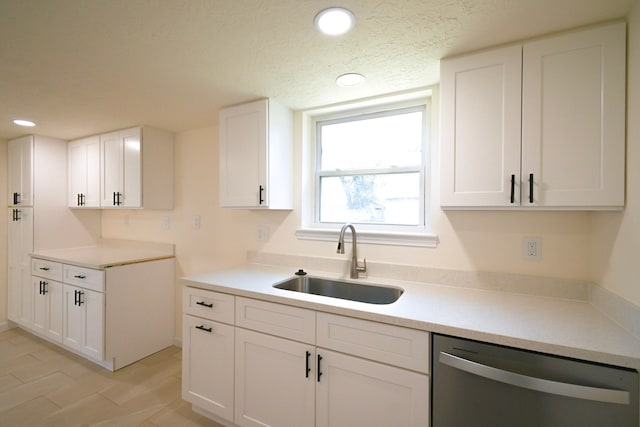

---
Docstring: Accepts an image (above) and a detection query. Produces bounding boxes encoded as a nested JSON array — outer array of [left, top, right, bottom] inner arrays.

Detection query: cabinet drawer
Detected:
[[317, 312, 430, 373], [63, 264, 104, 292], [183, 287, 234, 324], [32, 258, 63, 281], [236, 297, 315, 344]]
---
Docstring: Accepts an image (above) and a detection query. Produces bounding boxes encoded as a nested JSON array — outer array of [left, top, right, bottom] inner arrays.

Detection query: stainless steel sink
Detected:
[[273, 276, 403, 304]]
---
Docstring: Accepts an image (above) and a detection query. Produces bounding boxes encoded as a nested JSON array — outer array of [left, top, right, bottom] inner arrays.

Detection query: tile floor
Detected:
[[0, 327, 224, 427]]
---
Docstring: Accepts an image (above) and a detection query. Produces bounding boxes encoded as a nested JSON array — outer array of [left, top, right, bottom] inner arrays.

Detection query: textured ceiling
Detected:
[[0, 0, 635, 140]]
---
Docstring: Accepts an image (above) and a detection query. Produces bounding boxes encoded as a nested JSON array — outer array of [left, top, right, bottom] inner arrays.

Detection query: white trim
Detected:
[[301, 88, 434, 243], [295, 227, 438, 248]]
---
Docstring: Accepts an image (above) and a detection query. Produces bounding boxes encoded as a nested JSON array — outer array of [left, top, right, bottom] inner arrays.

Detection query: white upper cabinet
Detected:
[[219, 98, 293, 209], [68, 136, 101, 208], [440, 21, 626, 209], [521, 22, 626, 208], [440, 45, 523, 208], [8, 135, 34, 207], [100, 126, 174, 209]]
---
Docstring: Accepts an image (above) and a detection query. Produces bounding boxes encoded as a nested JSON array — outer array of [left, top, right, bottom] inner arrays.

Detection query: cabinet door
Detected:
[[31, 277, 48, 335], [100, 128, 141, 208], [521, 22, 626, 207], [8, 207, 34, 325], [219, 99, 267, 208], [121, 127, 141, 208], [68, 137, 100, 208], [100, 131, 123, 207], [30, 278, 63, 343], [182, 315, 234, 420], [8, 135, 34, 206], [316, 349, 429, 427], [235, 328, 315, 427], [63, 284, 104, 360], [46, 281, 63, 343], [440, 45, 523, 208]]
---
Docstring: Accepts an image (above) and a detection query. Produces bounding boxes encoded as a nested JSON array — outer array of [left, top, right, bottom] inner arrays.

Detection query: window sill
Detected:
[[295, 227, 438, 248]]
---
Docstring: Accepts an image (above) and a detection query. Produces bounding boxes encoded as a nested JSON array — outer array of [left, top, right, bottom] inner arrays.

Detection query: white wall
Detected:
[[98, 8, 640, 332], [592, 1, 640, 307], [0, 139, 7, 325]]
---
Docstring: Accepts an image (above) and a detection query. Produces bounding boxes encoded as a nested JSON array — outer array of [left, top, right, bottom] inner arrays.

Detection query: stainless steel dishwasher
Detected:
[[431, 334, 638, 427]]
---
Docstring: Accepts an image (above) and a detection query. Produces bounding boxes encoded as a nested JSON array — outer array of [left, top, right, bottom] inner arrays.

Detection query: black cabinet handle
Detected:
[[117, 192, 122, 205], [305, 351, 311, 378], [196, 301, 213, 308], [195, 325, 212, 333], [73, 290, 85, 306], [12, 209, 21, 222], [13, 192, 20, 205], [39, 266, 50, 271], [40, 281, 48, 295], [510, 174, 515, 204], [259, 185, 265, 205], [81, 194, 85, 206], [77, 193, 81, 206], [529, 173, 534, 203], [317, 354, 323, 382], [74, 274, 86, 279]]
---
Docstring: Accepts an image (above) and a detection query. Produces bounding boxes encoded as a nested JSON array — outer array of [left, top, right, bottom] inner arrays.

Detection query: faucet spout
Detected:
[[337, 223, 367, 279]]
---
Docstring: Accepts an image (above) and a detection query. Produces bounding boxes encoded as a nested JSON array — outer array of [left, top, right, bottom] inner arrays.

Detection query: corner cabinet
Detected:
[[440, 21, 626, 209], [182, 288, 430, 427], [100, 126, 174, 209], [219, 98, 293, 209], [28, 256, 175, 371]]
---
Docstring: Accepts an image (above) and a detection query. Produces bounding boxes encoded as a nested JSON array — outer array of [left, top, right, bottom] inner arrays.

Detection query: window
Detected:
[[298, 92, 437, 247]]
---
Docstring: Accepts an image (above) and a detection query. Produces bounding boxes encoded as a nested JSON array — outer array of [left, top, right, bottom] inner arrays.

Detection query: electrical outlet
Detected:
[[162, 215, 171, 230], [523, 238, 541, 260], [257, 226, 270, 242]]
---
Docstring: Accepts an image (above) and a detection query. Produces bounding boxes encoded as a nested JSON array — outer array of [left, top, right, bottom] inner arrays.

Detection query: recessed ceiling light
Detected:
[[12, 119, 36, 127], [336, 73, 365, 87], [314, 7, 355, 36]]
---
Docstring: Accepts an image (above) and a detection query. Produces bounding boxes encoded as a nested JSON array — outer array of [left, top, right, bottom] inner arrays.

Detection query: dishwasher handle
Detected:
[[439, 351, 630, 405]]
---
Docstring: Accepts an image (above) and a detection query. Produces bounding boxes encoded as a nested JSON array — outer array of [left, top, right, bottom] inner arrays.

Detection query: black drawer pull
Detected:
[[529, 173, 534, 203], [305, 351, 311, 378], [74, 289, 85, 306], [74, 275, 86, 279], [317, 354, 323, 382], [40, 267, 50, 271], [195, 325, 212, 333], [196, 301, 213, 308]]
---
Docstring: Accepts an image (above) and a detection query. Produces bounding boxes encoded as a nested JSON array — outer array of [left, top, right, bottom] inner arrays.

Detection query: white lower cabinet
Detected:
[[182, 315, 235, 421], [62, 284, 104, 360], [234, 328, 315, 427], [31, 278, 63, 343], [26, 256, 175, 371], [182, 288, 430, 427], [316, 349, 429, 427]]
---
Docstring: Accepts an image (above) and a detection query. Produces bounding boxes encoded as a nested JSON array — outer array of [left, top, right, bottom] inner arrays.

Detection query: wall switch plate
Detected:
[[523, 237, 541, 260]]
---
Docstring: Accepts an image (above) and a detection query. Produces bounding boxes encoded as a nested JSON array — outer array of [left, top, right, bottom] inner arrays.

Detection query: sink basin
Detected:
[[273, 276, 403, 305]]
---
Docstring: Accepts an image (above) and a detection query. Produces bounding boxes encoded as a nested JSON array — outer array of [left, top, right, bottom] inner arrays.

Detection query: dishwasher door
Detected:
[[431, 334, 638, 427]]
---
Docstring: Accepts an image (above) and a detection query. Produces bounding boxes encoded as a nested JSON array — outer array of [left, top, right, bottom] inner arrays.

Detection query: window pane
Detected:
[[320, 110, 423, 170], [319, 173, 421, 225]]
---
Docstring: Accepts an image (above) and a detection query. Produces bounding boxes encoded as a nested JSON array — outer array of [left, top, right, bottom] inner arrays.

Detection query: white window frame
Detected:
[[297, 89, 438, 248]]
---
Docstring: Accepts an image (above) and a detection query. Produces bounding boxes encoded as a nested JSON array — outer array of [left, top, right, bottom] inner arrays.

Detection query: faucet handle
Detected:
[[356, 258, 367, 277]]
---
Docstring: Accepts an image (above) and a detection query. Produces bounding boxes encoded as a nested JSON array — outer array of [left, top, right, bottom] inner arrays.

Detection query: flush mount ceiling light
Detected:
[[314, 7, 355, 36], [336, 73, 365, 87], [12, 119, 36, 127]]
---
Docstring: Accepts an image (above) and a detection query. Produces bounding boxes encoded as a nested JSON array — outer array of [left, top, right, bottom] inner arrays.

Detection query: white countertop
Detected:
[[32, 239, 175, 269], [183, 264, 640, 371]]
